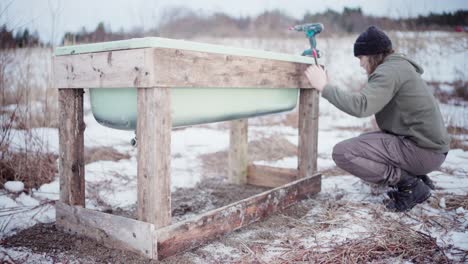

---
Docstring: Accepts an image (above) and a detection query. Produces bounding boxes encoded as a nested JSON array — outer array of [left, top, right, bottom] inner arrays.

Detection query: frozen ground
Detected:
[[0, 32, 467, 263]]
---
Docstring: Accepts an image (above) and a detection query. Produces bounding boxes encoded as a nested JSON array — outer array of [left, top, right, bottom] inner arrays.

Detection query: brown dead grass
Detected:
[[0, 152, 57, 191], [200, 135, 298, 177], [444, 194, 468, 210], [280, 221, 449, 263], [85, 147, 131, 164], [447, 126, 468, 151], [430, 80, 468, 104]]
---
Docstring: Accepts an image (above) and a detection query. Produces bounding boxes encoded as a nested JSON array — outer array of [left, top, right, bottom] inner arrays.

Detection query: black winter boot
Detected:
[[386, 171, 431, 212], [418, 174, 435, 190]]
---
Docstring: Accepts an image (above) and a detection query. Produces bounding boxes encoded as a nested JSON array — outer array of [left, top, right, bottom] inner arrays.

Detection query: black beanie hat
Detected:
[[354, 26, 392, 57]]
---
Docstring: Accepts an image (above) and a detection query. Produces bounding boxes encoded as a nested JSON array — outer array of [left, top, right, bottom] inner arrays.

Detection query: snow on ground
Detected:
[[1, 32, 467, 262]]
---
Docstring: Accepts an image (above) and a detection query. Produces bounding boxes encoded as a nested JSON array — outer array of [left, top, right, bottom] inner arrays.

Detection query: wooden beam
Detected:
[[228, 119, 248, 184], [247, 164, 298, 188], [298, 89, 320, 178], [153, 48, 312, 88], [53, 47, 312, 89], [58, 89, 85, 206], [56, 202, 156, 258], [155, 173, 321, 259], [137, 87, 172, 228], [53, 48, 155, 89]]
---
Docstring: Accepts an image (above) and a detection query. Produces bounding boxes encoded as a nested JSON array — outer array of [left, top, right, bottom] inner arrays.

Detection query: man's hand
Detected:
[[305, 65, 328, 92]]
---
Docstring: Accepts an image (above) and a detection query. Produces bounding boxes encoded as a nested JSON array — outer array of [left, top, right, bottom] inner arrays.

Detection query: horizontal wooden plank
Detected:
[[56, 202, 156, 259], [155, 173, 321, 259], [247, 164, 298, 188], [53, 48, 155, 88], [153, 48, 312, 88], [53, 47, 313, 89]]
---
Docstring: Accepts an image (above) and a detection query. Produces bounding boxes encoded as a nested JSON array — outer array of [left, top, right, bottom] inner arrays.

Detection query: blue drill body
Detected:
[[289, 23, 324, 61]]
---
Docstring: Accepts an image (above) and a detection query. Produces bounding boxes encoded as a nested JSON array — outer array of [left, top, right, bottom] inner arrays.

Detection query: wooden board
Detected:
[[298, 89, 320, 178], [247, 164, 298, 188], [56, 202, 156, 258], [58, 89, 85, 206], [228, 119, 248, 184], [53, 48, 155, 89], [152, 48, 312, 89], [53, 47, 312, 89], [137, 87, 172, 228], [155, 173, 321, 259]]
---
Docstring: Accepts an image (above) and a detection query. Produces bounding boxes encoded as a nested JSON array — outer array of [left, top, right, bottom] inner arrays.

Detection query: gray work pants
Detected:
[[332, 131, 447, 185]]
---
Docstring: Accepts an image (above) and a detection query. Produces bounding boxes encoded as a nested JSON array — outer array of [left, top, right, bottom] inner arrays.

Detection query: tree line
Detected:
[[0, 8, 466, 48]]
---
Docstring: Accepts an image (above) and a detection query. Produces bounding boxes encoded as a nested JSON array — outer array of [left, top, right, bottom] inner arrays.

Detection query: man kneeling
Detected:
[[304, 26, 450, 212]]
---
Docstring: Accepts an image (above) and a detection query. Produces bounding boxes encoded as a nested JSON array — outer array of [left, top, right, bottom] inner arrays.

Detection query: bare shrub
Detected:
[[0, 151, 57, 190], [0, 48, 58, 191]]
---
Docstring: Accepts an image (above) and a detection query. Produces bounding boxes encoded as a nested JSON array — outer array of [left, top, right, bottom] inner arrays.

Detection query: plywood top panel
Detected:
[[54, 37, 313, 64]]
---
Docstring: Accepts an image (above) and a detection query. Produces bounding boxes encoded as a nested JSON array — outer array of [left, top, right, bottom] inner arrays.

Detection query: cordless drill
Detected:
[[289, 23, 324, 65]]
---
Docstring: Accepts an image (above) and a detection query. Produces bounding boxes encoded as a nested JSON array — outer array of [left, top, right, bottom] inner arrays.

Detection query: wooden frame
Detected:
[[54, 47, 320, 260]]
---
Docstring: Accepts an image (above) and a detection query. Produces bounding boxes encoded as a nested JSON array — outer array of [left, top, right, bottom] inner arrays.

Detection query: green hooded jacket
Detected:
[[322, 53, 450, 153]]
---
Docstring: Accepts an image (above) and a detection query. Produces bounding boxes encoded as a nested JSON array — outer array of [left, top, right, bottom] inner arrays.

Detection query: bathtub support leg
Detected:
[[58, 88, 85, 207], [229, 119, 248, 184], [137, 87, 172, 228], [298, 89, 320, 178]]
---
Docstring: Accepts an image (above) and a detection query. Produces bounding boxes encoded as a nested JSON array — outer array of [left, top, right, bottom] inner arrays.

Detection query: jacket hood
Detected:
[[385, 53, 424, 74]]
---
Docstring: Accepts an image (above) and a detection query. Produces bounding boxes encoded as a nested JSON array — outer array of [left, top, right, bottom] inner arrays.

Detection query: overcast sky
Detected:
[[1, 0, 466, 44]]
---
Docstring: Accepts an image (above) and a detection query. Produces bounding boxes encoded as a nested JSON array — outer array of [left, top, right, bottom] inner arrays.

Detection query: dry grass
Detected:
[[0, 151, 57, 191], [447, 126, 468, 151], [200, 135, 298, 177], [0, 48, 58, 191], [279, 221, 449, 263], [85, 147, 131, 164], [444, 194, 468, 210], [431, 80, 468, 104]]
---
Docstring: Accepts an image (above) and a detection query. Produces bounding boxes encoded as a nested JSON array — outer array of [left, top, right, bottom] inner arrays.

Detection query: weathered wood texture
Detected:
[[228, 119, 248, 184], [53, 48, 155, 88], [53, 48, 312, 89], [137, 87, 172, 227], [58, 89, 85, 206], [56, 202, 156, 258], [298, 89, 320, 178], [247, 164, 298, 188], [152, 48, 312, 88], [155, 173, 321, 259]]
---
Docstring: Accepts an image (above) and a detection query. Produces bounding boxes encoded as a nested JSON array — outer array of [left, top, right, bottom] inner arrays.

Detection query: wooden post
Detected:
[[58, 89, 85, 206], [298, 89, 320, 178], [137, 87, 172, 227], [228, 119, 248, 184]]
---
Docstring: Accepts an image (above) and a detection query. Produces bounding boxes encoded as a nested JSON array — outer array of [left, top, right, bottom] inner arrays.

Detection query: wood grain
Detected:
[[58, 89, 85, 206], [228, 119, 248, 184], [153, 48, 312, 88], [137, 87, 172, 228], [247, 164, 298, 188], [53, 47, 312, 89], [56, 202, 156, 258], [298, 89, 320, 178], [155, 173, 321, 259], [53, 48, 155, 88]]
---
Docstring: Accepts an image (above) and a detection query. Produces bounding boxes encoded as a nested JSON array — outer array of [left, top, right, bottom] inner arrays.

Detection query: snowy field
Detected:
[[0, 32, 467, 263]]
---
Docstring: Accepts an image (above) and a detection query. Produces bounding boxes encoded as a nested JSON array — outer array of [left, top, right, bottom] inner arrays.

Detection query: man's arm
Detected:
[[321, 70, 397, 117]]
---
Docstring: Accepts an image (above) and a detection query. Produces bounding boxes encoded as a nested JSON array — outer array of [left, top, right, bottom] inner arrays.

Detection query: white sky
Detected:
[[0, 0, 466, 44]]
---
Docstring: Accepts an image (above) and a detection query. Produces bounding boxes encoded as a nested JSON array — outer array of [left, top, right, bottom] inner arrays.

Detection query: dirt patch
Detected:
[[2, 178, 270, 263], [109, 178, 270, 222], [85, 146, 131, 164]]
